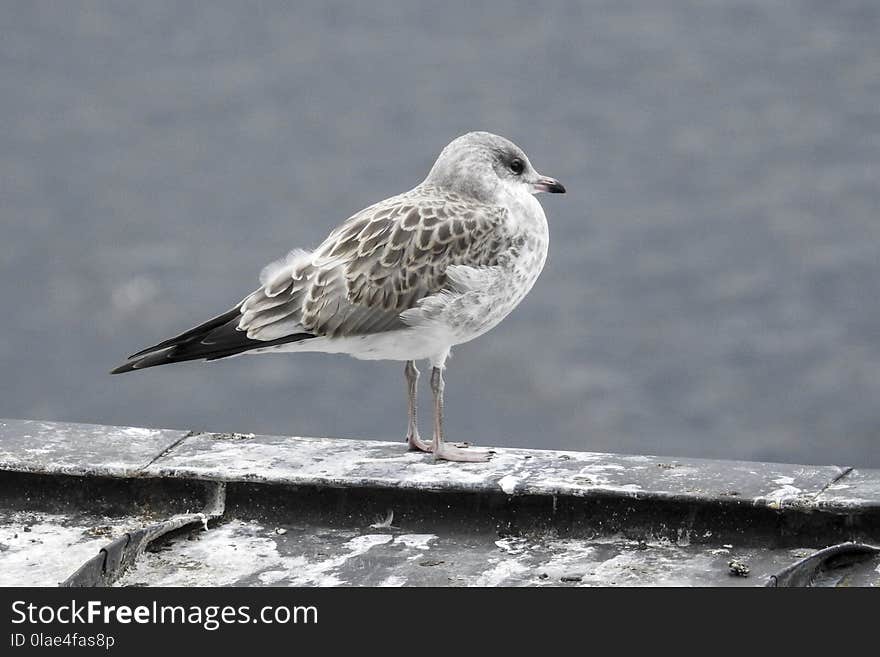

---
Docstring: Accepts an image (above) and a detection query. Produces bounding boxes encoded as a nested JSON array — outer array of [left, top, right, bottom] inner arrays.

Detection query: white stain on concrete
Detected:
[[377, 575, 408, 587], [117, 521, 277, 587], [498, 474, 523, 495], [0, 512, 126, 586], [395, 534, 437, 551], [472, 557, 531, 586], [262, 533, 396, 587], [757, 476, 804, 508], [575, 546, 716, 587], [117, 521, 397, 587], [495, 537, 530, 555]]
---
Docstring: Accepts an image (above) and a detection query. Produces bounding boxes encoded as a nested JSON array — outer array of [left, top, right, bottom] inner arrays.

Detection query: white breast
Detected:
[[405, 187, 549, 346]]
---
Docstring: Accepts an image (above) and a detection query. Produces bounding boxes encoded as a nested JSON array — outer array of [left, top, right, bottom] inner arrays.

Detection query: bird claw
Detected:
[[406, 433, 433, 453], [432, 442, 493, 463], [408, 432, 492, 463]]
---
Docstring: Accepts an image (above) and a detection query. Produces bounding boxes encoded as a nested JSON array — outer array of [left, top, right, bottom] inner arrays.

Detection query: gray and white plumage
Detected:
[[112, 131, 565, 462]]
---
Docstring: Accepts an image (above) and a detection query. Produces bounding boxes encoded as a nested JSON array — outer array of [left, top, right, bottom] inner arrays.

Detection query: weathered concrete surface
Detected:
[[114, 516, 880, 588], [61, 481, 226, 587], [0, 419, 188, 478], [0, 507, 146, 587], [1, 420, 879, 587], [3, 420, 872, 513], [815, 468, 880, 512], [148, 430, 848, 509]]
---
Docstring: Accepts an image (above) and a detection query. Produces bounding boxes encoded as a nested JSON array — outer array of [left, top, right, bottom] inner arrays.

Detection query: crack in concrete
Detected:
[[138, 430, 198, 473], [811, 466, 855, 501]]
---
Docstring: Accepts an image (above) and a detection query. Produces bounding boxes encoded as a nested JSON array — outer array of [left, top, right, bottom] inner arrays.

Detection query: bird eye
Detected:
[[509, 158, 524, 175]]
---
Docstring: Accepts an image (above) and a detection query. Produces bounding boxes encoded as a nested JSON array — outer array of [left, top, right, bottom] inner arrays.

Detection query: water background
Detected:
[[2, 1, 879, 466]]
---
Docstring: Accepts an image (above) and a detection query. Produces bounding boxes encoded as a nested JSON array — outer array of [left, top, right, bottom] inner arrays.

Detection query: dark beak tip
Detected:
[[545, 179, 566, 194], [536, 177, 566, 194]]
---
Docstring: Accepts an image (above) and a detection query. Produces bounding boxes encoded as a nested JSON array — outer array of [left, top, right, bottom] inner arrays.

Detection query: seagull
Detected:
[[112, 131, 565, 462]]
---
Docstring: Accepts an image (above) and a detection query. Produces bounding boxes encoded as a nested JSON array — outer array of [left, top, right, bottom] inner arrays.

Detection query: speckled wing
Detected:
[[237, 190, 511, 341]]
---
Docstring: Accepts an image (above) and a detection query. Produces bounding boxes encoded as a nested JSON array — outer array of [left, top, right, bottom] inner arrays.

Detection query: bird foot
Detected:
[[432, 442, 493, 463], [406, 432, 433, 453]]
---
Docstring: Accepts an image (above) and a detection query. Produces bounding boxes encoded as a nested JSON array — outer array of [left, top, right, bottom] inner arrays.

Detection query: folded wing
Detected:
[[112, 188, 511, 373], [239, 188, 511, 340]]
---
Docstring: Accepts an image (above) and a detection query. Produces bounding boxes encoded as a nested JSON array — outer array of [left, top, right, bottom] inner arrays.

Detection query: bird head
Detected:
[[425, 131, 565, 203]]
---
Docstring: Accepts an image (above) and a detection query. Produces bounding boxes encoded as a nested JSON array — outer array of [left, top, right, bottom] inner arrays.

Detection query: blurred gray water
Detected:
[[2, 1, 879, 466]]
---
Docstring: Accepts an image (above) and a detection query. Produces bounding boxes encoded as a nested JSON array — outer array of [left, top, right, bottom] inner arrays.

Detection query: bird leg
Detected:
[[430, 366, 491, 462], [405, 360, 432, 452]]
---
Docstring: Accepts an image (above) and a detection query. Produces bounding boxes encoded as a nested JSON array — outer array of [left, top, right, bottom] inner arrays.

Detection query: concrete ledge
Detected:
[[0, 419, 189, 478], [2, 419, 879, 587], [1, 418, 876, 514]]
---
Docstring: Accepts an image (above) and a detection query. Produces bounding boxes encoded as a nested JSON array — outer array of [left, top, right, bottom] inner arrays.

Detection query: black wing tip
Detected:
[[127, 347, 157, 360], [110, 346, 175, 374], [109, 331, 316, 375], [110, 361, 138, 375], [110, 356, 155, 374]]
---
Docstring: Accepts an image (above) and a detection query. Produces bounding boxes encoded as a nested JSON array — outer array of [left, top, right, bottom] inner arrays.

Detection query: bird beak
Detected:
[[532, 176, 566, 194]]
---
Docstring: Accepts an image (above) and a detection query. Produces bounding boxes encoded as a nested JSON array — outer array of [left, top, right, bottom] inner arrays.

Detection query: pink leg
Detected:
[[429, 366, 491, 463], [404, 361, 432, 452]]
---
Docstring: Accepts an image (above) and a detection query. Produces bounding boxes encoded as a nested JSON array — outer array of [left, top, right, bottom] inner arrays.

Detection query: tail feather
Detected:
[[111, 308, 315, 374]]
